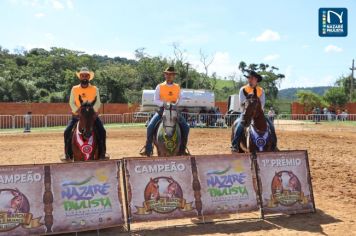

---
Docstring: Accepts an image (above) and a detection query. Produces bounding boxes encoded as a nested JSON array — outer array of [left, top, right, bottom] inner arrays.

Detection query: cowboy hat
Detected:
[[76, 67, 94, 81], [163, 66, 178, 74], [244, 70, 263, 82]]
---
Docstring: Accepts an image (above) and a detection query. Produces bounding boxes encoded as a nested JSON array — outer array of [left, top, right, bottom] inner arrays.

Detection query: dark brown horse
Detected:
[[72, 96, 99, 161], [231, 88, 277, 153]]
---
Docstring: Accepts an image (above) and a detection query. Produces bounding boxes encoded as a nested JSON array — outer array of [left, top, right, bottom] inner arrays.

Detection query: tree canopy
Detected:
[[0, 46, 286, 105]]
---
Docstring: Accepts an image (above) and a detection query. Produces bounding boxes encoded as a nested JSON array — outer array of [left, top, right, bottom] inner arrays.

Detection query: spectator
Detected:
[[268, 107, 276, 124], [316, 107, 321, 123], [312, 107, 317, 123], [24, 111, 32, 133], [341, 110, 348, 121]]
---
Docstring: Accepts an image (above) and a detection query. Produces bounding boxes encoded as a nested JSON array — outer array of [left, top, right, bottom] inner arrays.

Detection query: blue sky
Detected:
[[0, 0, 355, 89]]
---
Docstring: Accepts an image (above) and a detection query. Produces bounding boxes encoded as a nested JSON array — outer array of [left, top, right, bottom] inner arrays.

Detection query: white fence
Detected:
[[0, 113, 355, 130]]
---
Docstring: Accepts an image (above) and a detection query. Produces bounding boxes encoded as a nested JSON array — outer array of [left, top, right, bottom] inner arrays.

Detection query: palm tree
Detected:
[[238, 61, 247, 72], [248, 63, 258, 71], [259, 63, 266, 71]]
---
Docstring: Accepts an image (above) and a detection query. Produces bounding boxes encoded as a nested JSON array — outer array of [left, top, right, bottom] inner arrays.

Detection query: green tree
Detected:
[[323, 87, 348, 107], [297, 90, 327, 112]]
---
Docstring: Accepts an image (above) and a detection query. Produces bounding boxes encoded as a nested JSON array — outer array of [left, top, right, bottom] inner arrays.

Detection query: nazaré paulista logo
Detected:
[[319, 8, 347, 37]]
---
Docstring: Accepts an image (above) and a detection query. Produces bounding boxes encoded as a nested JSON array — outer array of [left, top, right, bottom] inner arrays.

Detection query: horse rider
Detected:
[[140, 66, 190, 156], [231, 70, 277, 152], [63, 67, 107, 160]]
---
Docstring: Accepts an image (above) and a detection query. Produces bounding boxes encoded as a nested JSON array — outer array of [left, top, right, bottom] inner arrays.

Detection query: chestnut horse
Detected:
[[144, 178, 160, 201], [231, 88, 277, 153], [72, 96, 99, 161]]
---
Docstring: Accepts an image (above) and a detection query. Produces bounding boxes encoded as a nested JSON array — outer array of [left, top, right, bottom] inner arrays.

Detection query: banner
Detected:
[[0, 165, 46, 236], [125, 157, 196, 222], [256, 151, 315, 214], [195, 154, 258, 216], [50, 160, 124, 233]]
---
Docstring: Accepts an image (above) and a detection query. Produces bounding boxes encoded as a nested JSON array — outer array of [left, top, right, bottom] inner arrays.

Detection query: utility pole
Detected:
[[185, 63, 190, 89], [350, 59, 355, 102]]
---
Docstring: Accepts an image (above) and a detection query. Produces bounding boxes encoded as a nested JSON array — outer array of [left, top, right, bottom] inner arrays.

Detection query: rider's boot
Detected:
[[231, 145, 240, 152], [99, 140, 107, 160], [139, 141, 153, 157], [179, 137, 190, 156], [62, 138, 73, 161]]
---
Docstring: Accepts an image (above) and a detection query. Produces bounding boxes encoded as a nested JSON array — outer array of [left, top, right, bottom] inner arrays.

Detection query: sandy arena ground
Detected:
[[0, 126, 355, 235]]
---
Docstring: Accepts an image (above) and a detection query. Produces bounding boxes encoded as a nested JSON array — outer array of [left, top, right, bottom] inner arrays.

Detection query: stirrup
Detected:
[[60, 154, 72, 162], [99, 153, 110, 160], [180, 147, 191, 156], [231, 146, 239, 153], [139, 146, 152, 157]]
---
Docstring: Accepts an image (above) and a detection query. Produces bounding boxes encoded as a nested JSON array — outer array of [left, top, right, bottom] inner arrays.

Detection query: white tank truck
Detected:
[[225, 94, 243, 126], [140, 89, 216, 113]]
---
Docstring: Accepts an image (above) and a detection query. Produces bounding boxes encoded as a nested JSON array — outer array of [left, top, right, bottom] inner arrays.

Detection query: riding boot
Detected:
[[178, 136, 190, 156], [63, 137, 73, 160], [231, 124, 244, 153], [139, 141, 153, 157], [99, 140, 107, 159]]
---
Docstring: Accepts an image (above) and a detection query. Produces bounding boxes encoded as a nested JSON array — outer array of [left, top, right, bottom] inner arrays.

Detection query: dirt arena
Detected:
[[0, 126, 355, 235]]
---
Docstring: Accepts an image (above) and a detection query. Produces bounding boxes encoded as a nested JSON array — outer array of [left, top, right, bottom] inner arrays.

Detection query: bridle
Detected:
[[162, 103, 177, 129]]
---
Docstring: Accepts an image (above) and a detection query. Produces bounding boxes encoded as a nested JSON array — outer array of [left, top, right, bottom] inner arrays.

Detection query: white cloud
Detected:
[[66, 0, 73, 9], [301, 44, 310, 49], [186, 51, 241, 78], [34, 12, 45, 18], [280, 73, 336, 89], [51, 0, 64, 9], [324, 45, 343, 53], [263, 54, 280, 61], [252, 29, 281, 42]]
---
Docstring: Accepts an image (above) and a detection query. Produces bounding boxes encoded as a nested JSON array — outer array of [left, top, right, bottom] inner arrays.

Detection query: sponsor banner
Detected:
[[0, 165, 45, 236], [50, 160, 123, 233], [125, 157, 196, 222], [257, 151, 315, 214], [195, 154, 258, 216]]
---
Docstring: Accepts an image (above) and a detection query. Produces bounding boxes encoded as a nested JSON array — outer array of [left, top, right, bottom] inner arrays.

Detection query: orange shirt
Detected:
[[159, 82, 180, 103], [69, 84, 101, 114], [242, 84, 263, 98]]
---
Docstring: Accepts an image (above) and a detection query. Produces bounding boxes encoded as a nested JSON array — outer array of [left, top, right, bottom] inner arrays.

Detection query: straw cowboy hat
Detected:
[[244, 70, 263, 82], [76, 67, 95, 81], [163, 66, 178, 74]]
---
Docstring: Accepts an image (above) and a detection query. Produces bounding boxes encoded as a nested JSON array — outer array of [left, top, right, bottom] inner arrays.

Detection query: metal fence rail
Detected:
[[0, 115, 13, 129], [0, 113, 355, 130], [46, 114, 72, 127]]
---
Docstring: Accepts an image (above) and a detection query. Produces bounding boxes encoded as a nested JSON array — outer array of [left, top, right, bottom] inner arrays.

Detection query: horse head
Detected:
[[242, 88, 263, 127], [146, 178, 160, 201], [10, 190, 24, 213], [78, 95, 97, 139], [162, 102, 178, 138]]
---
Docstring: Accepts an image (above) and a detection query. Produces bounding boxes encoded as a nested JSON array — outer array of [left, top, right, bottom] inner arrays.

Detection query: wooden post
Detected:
[[251, 152, 265, 219], [43, 165, 54, 233], [190, 157, 202, 216]]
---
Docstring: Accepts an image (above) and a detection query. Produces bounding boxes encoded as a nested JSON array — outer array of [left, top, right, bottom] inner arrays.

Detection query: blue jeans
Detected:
[[146, 112, 190, 153], [231, 115, 276, 148]]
